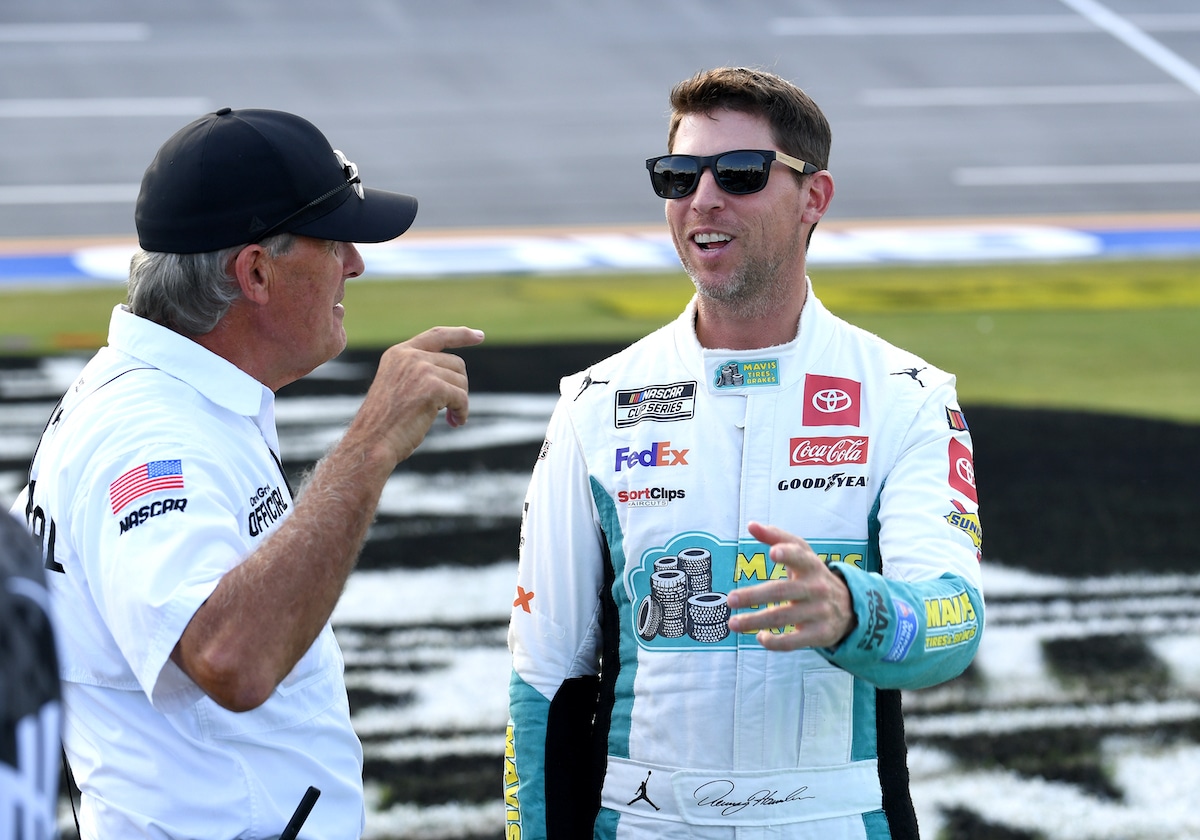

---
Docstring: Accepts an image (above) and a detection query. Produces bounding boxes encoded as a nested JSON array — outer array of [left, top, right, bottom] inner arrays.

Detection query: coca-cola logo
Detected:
[[790, 436, 869, 466]]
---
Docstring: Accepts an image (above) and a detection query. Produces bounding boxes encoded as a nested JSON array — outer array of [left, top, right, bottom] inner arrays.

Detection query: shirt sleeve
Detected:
[[821, 377, 985, 690], [72, 443, 252, 710], [507, 392, 606, 840]]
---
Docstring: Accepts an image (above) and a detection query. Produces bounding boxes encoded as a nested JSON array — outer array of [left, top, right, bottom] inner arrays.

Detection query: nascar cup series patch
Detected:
[[614, 381, 697, 428]]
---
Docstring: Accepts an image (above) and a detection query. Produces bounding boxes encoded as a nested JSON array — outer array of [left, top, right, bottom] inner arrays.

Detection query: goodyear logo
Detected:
[[925, 591, 979, 651], [714, 359, 780, 388]]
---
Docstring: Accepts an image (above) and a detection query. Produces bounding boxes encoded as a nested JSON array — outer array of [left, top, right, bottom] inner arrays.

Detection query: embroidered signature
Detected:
[[692, 780, 815, 816]]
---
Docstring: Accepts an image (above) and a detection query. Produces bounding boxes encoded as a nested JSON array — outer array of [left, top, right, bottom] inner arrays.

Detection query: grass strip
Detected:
[[2, 258, 1197, 421]]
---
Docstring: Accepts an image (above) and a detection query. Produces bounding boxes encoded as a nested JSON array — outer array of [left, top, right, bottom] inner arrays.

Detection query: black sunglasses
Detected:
[[254, 150, 364, 243], [645, 149, 819, 199]]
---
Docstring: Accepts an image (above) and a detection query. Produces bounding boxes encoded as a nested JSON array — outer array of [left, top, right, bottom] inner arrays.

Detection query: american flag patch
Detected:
[[109, 460, 185, 514], [946, 407, 969, 432]]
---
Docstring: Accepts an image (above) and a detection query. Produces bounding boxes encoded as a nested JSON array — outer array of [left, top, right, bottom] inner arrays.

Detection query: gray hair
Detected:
[[126, 233, 296, 336]]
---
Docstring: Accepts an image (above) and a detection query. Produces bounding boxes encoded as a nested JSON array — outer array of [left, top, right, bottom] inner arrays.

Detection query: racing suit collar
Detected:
[[679, 277, 835, 395]]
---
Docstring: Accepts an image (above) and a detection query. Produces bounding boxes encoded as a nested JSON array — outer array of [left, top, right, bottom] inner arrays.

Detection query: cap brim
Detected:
[[290, 187, 418, 244]]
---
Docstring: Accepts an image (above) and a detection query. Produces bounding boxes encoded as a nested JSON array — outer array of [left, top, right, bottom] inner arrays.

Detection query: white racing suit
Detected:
[[507, 287, 985, 839]]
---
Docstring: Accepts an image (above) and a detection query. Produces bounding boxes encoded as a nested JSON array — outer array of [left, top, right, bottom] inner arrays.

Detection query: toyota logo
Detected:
[[812, 388, 853, 413], [955, 457, 976, 488]]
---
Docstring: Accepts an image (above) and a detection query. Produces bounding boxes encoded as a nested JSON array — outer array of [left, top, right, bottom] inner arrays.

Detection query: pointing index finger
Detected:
[[406, 325, 486, 353]]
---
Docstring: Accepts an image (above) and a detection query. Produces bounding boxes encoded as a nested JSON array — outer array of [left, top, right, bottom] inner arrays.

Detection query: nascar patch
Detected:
[[615, 381, 696, 428]]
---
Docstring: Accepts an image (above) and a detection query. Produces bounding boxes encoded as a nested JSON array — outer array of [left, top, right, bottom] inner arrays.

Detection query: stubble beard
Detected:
[[683, 240, 800, 323]]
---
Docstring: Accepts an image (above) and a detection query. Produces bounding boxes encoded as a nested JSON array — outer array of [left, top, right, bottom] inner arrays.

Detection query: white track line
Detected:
[[861, 84, 1191, 107], [1057, 0, 1200, 96], [770, 13, 1200, 36], [906, 698, 1200, 738], [0, 23, 149, 42], [955, 164, 1200, 186], [0, 185, 139, 205], [772, 15, 1104, 35], [0, 98, 212, 118]]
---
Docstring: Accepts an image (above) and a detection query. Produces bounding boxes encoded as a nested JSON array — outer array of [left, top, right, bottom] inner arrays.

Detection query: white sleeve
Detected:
[[72, 444, 251, 710], [508, 395, 606, 700], [878, 376, 983, 592]]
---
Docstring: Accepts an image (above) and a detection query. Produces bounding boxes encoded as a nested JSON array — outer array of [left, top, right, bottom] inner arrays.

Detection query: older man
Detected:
[[14, 108, 483, 839]]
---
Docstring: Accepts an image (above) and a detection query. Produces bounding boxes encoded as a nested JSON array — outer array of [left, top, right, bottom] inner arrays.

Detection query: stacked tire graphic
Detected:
[[637, 547, 730, 644], [687, 592, 730, 643], [679, 548, 712, 596], [650, 569, 688, 638]]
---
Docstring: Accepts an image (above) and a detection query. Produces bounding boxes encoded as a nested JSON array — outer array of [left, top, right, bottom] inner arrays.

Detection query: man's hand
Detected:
[[350, 326, 485, 466], [725, 521, 856, 651], [172, 325, 484, 711]]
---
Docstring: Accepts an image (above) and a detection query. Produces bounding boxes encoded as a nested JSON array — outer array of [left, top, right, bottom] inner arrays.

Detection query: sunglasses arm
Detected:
[[775, 150, 819, 176]]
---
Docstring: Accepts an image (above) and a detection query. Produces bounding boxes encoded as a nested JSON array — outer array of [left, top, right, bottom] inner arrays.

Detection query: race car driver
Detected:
[[506, 67, 985, 839]]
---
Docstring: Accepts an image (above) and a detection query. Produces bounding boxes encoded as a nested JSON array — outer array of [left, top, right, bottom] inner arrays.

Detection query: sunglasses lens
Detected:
[[714, 151, 770, 194], [651, 156, 700, 199]]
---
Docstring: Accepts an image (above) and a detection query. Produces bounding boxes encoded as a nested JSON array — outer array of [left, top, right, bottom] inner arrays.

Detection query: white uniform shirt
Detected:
[[13, 305, 364, 840]]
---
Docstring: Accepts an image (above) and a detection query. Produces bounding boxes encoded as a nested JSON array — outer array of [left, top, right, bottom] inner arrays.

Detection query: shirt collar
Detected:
[[106, 305, 275, 425]]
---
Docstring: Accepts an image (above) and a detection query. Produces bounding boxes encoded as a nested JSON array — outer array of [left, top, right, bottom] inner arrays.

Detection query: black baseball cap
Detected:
[[135, 107, 418, 253]]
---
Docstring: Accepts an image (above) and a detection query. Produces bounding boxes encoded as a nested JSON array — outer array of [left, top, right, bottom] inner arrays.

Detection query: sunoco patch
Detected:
[[615, 381, 697, 428], [884, 598, 919, 663]]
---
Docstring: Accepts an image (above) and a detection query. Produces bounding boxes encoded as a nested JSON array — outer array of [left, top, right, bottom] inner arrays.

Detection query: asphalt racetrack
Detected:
[[3, 1, 1200, 838], [3, 0, 1200, 237]]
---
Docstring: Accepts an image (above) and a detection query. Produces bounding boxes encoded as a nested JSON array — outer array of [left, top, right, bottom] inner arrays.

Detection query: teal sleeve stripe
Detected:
[[824, 567, 984, 690], [508, 670, 550, 839], [589, 475, 638, 760]]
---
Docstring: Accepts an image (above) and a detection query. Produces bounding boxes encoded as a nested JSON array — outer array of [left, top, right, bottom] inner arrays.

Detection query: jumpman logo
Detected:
[[627, 770, 660, 811], [574, 370, 610, 400], [891, 366, 927, 387]]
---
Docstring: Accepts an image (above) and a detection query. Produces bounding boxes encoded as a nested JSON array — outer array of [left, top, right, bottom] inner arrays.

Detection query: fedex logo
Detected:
[[615, 441, 689, 471], [802, 374, 861, 426]]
